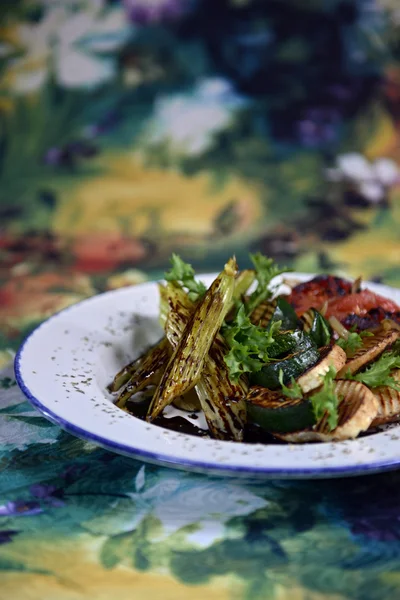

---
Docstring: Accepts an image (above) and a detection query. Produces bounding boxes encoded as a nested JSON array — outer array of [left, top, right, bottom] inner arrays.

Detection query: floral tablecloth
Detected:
[[2, 1, 400, 599]]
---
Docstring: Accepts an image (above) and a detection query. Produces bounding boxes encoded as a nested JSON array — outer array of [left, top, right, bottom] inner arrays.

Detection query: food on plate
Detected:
[[109, 253, 400, 444]]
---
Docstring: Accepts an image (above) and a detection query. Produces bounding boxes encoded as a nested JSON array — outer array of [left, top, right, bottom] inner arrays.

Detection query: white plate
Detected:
[[14, 273, 400, 478]]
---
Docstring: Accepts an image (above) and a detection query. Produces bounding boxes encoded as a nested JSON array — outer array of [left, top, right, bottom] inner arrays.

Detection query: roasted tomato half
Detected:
[[343, 307, 400, 331], [287, 275, 400, 323], [325, 290, 400, 321], [287, 275, 354, 316]]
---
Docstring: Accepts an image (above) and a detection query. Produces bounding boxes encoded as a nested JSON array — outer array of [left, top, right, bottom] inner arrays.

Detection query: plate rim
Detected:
[[13, 273, 400, 479]]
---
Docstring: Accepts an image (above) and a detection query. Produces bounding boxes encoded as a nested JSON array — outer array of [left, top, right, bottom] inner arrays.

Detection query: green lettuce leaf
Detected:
[[164, 253, 207, 302]]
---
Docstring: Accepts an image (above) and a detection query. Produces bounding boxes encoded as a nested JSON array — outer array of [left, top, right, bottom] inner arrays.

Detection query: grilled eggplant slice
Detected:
[[277, 380, 378, 442], [337, 326, 400, 377], [370, 369, 400, 427], [297, 344, 347, 394]]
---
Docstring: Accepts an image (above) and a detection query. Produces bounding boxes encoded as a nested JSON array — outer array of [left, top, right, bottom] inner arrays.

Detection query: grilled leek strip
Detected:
[[231, 269, 255, 306], [195, 339, 247, 440], [159, 283, 170, 328], [158, 281, 247, 440], [109, 338, 167, 394], [108, 354, 143, 393], [172, 389, 202, 412], [114, 337, 170, 409], [147, 258, 237, 420]]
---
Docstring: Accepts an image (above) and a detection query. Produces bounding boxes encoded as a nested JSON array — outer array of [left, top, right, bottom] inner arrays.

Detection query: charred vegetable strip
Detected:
[[109, 338, 166, 394], [108, 354, 143, 393], [232, 269, 256, 304], [148, 258, 237, 420], [159, 280, 247, 440], [158, 283, 170, 328], [114, 337, 170, 408], [196, 337, 247, 440]]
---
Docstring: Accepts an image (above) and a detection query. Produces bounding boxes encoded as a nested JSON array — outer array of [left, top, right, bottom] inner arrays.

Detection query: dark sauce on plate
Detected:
[[125, 398, 283, 444]]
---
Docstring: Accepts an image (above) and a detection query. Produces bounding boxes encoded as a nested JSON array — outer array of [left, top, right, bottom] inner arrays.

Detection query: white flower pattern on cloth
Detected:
[[143, 77, 247, 157], [0, 365, 60, 451], [327, 152, 400, 204], [80, 465, 268, 548], [1, 3, 132, 93]]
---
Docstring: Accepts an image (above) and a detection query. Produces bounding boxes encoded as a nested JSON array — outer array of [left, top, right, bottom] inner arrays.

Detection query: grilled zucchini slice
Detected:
[[247, 386, 315, 433]]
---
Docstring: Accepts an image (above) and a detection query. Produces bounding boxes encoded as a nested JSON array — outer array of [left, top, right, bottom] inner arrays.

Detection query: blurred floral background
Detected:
[[0, 0, 400, 359], [2, 3, 400, 599]]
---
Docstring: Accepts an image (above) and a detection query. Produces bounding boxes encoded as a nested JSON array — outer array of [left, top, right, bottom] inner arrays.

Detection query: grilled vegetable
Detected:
[[270, 297, 300, 331], [114, 338, 170, 408], [172, 389, 202, 412], [337, 326, 400, 377], [346, 347, 400, 390], [158, 283, 170, 327], [108, 354, 143, 394], [266, 329, 313, 359], [110, 252, 400, 445], [148, 258, 237, 419], [297, 344, 347, 394], [250, 299, 277, 328], [329, 315, 374, 357], [302, 309, 332, 348], [232, 269, 256, 304], [370, 370, 400, 426], [154, 277, 247, 440], [195, 336, 247, 440], [247, 386, 315, 433], [288, 275, 354, 316], [250, 330, 320, 389], [277, 380, 378, 442]]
